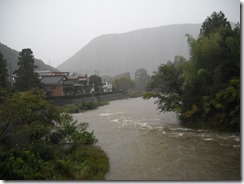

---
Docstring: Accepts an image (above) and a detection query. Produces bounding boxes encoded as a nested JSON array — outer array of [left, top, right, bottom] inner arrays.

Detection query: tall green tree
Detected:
[[183, 12, 240, 128], [89, 75, 103, 92], [200, 11, 231, 37], [144, 57, 186, 113], [14, 48, 41, 91], [113, 77, 134, 92], [134, 68, 150, 91], [0, 52, 9, 88]]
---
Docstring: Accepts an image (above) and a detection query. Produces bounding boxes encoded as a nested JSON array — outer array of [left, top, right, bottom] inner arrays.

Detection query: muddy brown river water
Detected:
[[73, 97, 240, 180]]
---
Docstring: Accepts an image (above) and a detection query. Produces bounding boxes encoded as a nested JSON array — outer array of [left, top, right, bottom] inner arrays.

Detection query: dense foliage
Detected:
[[144, 12, 240, 131], [0, 89, 109, 180], [14, 49, 41, 91], [134, 68, 151, 91], [61, 100, 109, 114], [113, 76, 134, 91], [0, 52, 9, 88], [89, 75, 103, 93]]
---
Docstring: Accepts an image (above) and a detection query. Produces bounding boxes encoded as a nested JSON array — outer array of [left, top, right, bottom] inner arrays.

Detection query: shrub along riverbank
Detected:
[[0, 89, 109, 180], [60, 101, 109, 114]]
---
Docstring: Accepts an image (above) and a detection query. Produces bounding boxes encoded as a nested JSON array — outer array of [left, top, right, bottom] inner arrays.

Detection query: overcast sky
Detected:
[[0, 0, 240, 67]]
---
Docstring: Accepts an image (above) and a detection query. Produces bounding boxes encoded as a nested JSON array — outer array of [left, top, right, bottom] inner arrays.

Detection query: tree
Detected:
[[113, 77, 134, 91], [144, 57, 186, 113], [0, 52, 9, 88], [134, 68, 150, 91], [89, 75, 102, 92], [0, 90, 60, 147], [145, 11, 240, 131], [14, 48, 41, 91], [182, 12, 240, 130], [200, 11, 231, 37]]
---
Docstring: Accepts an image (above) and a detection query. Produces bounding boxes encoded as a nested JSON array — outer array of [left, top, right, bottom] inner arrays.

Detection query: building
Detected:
[[102, 81, 113, 92], [41, 75, 74, 96], [67, 73, 89, 95]]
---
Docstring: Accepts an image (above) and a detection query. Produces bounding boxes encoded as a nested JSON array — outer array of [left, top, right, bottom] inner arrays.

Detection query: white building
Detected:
[[102, 81, 112, 92]]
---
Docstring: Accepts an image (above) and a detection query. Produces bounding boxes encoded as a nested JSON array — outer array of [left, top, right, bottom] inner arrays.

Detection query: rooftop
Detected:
[[41, 75, 68, 85]]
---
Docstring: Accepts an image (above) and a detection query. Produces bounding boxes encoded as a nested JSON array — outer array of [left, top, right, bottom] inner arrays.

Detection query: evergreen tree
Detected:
[[0, 52, 9, 88], [200, 11, 231, 37], [14, 48, 41, 91]]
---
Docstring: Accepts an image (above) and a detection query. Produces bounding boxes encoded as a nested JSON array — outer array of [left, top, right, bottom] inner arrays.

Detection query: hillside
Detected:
[[0, 42, 58, 75], [57, 24, 201, 76]]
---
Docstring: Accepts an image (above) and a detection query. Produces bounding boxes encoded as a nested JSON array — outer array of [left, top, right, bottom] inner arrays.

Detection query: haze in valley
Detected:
[[0, 0, 240, 74]]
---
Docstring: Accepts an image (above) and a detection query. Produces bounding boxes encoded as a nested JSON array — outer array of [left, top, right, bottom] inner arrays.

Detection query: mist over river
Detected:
[[73, 97, 240, 180]]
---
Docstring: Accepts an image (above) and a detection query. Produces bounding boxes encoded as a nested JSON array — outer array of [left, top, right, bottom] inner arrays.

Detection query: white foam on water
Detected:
[[167, 132, 184, 138], [118, 122, 128, 128], [203, 138, 213, 141], [100, 112, 114, 116], [234, 137, 240, 142], [170, 127, 192, 131]]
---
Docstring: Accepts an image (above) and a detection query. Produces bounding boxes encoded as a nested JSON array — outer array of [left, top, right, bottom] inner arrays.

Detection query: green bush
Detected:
[[61, 100, 109, 114], [61, 104, 80, 113], [0, 89, 109, 180]]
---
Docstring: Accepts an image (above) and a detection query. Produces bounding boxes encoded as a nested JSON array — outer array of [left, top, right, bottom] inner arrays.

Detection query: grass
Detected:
[[47, 145, 110, 180]]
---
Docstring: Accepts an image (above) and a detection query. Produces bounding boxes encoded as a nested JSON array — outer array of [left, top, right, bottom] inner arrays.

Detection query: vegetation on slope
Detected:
[[0, 42, 58, 74]]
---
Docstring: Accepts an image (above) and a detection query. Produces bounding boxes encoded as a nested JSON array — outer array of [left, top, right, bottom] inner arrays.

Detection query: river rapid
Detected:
[[73, 97, 240, 180]]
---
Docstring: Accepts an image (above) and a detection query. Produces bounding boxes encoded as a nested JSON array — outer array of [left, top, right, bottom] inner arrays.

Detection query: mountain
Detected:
[[57, 23, 202, 76], [0, 42, 58, 75]]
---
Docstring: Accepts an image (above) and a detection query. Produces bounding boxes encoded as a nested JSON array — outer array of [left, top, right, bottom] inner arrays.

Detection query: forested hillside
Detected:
[[57, 24, 201, 76]]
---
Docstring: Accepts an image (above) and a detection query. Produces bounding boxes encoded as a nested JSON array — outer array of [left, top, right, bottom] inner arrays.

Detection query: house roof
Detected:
[[41, 75, 68, 85], [73, 83, 84, 87]]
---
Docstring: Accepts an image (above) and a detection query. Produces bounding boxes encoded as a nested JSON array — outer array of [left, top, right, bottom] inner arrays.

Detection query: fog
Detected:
[[0, 0, 240, 67]]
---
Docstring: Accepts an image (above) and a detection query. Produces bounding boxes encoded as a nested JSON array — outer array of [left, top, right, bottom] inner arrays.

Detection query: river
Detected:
[[73, 97, 240, 180]]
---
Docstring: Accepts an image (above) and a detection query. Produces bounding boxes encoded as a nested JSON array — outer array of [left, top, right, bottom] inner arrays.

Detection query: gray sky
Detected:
[[0, 0, 240, 67]]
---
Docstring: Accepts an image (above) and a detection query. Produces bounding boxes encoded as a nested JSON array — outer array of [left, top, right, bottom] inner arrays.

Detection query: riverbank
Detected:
[[48, 91, 131, 106], [60, 100, 109, 113], [59, 91, 144, 114]]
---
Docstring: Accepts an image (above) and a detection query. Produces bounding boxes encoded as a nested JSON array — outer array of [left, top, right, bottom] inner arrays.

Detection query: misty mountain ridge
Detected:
[[57, 23, 202, 76], [0, 42, 58, 75]]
